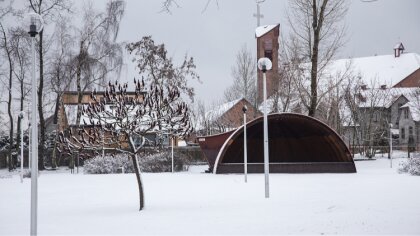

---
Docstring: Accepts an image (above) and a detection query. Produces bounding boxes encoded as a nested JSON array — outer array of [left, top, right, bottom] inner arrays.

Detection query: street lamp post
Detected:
[[389, 123, 393, 168], [26, 12, 43, 236], [19, 111, 25, 183], [257, 57, 272, 198], [171, 135, 174, 173], [242, 105, 248, 183]]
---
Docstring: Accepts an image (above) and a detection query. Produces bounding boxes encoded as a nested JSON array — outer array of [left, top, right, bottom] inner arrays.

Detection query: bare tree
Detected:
[[223, 44, 257, 106], [126, 36, 200, 102], [0, 22, 15, 170], [270, 35, 303, 113], [59, 80, 192, 211], [27, 0, 72, 170], [72, 0, 126, 126], [286, 0, 348, 117], [345, 78, 391, 158], [160, 0, 219, 14], [10, 28, 31, 160]]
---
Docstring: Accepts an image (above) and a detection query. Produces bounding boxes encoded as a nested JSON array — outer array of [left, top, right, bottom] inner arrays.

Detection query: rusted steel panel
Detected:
[[197, 130, 234, 171]]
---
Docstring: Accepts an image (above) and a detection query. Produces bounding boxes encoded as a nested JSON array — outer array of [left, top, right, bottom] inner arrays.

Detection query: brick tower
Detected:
[[256, 24, 279, 104]]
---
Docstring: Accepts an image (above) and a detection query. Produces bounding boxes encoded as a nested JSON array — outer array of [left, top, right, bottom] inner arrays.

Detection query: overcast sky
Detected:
[[12, 0, 420, 105], [108, 0, 420, 105]]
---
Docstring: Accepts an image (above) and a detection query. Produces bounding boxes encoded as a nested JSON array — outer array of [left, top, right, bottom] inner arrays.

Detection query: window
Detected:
[[409, 126, 413, 136], [264, 50, 273, 61], [401, 128, 405, 140], [398, 103, 403, 118], [373, 113, 378, 122], [404, 109, 409, 119], [264, 40, 273, 61]]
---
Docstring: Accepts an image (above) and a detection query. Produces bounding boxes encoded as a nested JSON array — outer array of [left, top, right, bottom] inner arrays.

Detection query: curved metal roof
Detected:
[[198, 113, 356, 174]]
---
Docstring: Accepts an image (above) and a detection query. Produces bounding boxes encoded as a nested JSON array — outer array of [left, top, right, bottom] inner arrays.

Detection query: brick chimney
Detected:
[[394, 42, 405, 58]]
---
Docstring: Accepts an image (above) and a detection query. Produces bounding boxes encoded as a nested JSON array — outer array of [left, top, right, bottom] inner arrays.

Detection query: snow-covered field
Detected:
[[1, 158, 419, 235]]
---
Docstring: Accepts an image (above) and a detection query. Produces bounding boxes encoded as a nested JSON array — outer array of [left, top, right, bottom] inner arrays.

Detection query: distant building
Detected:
[[332, 45, 420, 152], [196, 98, 262, 136], [255, 24, 280, 103]]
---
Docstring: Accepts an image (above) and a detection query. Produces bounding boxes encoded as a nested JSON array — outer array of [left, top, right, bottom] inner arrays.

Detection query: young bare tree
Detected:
[[223, 44, 257, 106], [286, 0, 348, 117], [59, 80, 192, 211]]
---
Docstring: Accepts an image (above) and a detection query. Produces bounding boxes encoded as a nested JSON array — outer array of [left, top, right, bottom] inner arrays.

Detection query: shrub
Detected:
[[83, 150, 189, 174], [83, 154, 134, 174], [139, 151, 187, 172], [408, 158, 420, 176], [398, 157, 420, 176]]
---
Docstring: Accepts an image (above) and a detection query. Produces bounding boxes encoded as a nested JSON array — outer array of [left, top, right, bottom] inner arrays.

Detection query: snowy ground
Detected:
[[1, 158, 420, 235]]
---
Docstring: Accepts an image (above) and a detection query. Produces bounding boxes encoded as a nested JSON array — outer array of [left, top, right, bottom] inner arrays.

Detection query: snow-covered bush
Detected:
[[84, 151, 188, 174], [83, 154, 134, 174], [398, 160, 410, 173], [408, 158, 420, 176], [139, 151, 187, 172], [398, 157, 420, 176]]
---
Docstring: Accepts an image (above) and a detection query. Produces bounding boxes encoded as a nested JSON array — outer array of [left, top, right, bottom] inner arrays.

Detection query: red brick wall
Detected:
[[256, 24, 280, 104], [394, 68, 420, 87], [218, 99, 262, 128]]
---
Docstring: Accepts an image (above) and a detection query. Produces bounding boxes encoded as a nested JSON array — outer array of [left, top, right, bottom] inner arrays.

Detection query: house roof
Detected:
[[255, 24, 279, 38], [326, 53, 420, 87], [205, 98, 242, 122], [401, 101, 420, 122], [358, 87, 417, 108]]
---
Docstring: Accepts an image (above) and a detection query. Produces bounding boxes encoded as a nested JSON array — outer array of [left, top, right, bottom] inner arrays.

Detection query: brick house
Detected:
[[197, 98, 262, 136]]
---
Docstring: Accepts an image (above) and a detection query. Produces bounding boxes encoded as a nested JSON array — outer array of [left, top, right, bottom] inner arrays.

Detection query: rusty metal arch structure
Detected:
[[199, 113, 356, 174]]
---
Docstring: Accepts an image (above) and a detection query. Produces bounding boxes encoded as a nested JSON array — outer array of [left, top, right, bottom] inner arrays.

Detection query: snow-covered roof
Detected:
[[255, 24, 278, 38], [326, 53, 420, 87], [358, 87, 418, 108], [394, 42, 404, 50], [205, 99, 242, 122], [401, 101, 420, 122]]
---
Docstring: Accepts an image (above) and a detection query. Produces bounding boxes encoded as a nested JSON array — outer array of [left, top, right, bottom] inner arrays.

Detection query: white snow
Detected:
[[1, 159, 420, 235], [394, 42, 404, 50], [326, 53, 420, 88], [196, 99, 242, 130], [255, 24, 278, 38]]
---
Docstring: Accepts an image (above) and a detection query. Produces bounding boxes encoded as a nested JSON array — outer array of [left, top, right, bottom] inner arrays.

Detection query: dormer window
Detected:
[[394, 42, 405, 58]]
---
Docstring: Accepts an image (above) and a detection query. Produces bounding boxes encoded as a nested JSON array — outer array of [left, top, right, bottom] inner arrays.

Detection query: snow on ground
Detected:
[[1, 159, 420, 235]]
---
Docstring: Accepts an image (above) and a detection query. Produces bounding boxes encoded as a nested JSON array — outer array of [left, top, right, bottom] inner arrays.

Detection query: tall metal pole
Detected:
[[263, 70, 269, 198], [243, 109, 248, 183], [30, 31, 38, 236], [28, 122, 31, 171], [20, 112, 24, 183], [171, 136, 174, 173], [389, 124, 393, 168]]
